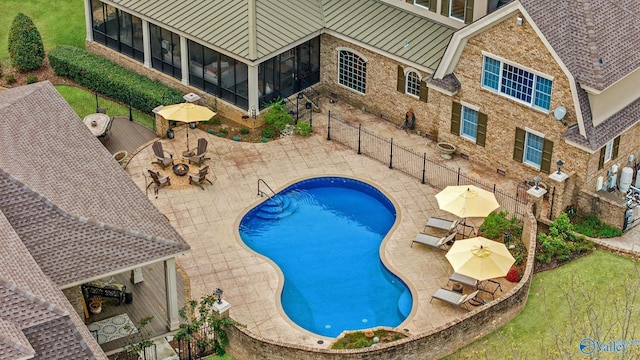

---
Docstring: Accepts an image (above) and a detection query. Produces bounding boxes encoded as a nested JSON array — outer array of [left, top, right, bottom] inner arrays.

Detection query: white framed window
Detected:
[[524, 131, 544, 168], [460, 106, 478, 141], [450, 0, 466, 21], [414, 0, 430, 9], [482, 55, 553, 111], [405, 71, 420, 97], [338, 50, 366, 94], [604, 139, 614, 163]]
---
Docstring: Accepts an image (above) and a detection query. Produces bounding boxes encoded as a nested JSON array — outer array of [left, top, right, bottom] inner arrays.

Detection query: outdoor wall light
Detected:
[[215, 288, 223, 304], [533, 176, 542, 190], [189, 122, 197, 129], [556, 160, 564, 175]]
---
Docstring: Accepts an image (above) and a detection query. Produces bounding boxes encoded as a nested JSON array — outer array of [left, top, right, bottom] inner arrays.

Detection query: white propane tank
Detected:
[[596, 176, 604, 191], [620, 167, 633, 193]]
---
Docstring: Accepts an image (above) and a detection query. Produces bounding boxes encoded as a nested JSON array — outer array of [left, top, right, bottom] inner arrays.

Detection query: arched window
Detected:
[[405, 71, 421, 97], [338, 50, 366, 94]]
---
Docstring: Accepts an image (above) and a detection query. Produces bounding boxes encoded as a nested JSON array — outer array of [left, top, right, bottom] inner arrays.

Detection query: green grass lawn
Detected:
[[55, 85, 155, 130], [0, 0, 85, 65], [446, 250, 640, 359], [201, 354, 235, 360]]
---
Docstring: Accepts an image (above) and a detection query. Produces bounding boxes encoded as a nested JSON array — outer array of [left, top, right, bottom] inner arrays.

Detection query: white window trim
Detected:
[[414, 0, 430, 10], [480, 52, 554, 114], [404, 68, 421, 99], [604, 139, 614, 163], [459, 104, 478, 142], [449, 0, 466, 22], [523, 130, 545, 169], [336, 48, 367, 95]]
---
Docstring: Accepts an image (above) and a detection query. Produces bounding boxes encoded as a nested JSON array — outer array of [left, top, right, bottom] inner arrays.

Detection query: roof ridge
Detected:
[[578, 0, 604, 89], [0, 278, 69, 318], [1, 169, 184, 249], [0, 319, 36, 357]]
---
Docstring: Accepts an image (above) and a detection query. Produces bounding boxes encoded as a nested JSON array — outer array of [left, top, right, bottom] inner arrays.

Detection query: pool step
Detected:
[[255, 195, 298, 219]]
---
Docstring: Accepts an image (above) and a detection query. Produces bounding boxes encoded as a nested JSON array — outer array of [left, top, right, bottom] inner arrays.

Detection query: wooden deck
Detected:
[[86, 261, 187, 354], [99, 116, 157, 155]]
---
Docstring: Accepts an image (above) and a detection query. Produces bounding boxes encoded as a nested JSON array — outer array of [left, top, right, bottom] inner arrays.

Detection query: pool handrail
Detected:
[[257, 179, 284, 208]]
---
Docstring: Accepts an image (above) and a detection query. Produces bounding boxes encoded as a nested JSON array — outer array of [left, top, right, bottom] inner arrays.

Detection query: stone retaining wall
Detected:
[[226, 205, 537, 359]]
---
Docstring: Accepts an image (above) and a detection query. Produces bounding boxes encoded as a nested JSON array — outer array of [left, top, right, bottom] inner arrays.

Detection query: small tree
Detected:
[[263, 98, 293, 136], [8, 13, 45, 72]]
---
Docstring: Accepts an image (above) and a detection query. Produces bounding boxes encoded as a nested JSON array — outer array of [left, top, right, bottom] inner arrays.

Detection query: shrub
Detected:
[[263, 98, 292, 135], [572, 214, 623, 238], [240, 127, 250, 135], [4, 74, 16, 84], [261, 127, 275, 138], [211, 117, 221, 125], [294, 122, 312, 137], [506, 267, 520, 282], [217, 128, 229, 136], [536, 213, 594, 264], [26, 74, 38, 84], [8, 13, 45, 72], [479, 211, 522, 240], [48, 45, 183, 113]]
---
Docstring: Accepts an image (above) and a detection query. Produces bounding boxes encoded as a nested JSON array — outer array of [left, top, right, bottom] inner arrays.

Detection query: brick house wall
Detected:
[[319, 34, 450, 139]]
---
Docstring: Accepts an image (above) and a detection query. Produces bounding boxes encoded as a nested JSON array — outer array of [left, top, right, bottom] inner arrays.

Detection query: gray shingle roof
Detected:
[[0, 82, 189, 287], [521, 0, 640, 91], [425, 73, 461, 93]]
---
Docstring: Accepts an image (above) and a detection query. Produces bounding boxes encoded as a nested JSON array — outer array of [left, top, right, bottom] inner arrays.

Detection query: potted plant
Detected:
[[436, 142, 456, 159], [89, 296, 103, 314]]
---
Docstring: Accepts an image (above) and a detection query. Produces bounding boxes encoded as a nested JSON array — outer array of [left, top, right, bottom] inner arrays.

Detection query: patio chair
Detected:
[[411, 231, 457, 250], [98, 117, 114, 140], [151, 141, 174, 169], [185, 138, 211, 165], [430, 289, 480, 311], [188, 165, 213, 190], [424, 217, 460, 233], [146, 169, 171, 196]]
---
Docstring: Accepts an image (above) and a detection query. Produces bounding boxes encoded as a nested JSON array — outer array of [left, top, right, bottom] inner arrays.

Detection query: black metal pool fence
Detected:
[[325, 111, 528, 221]]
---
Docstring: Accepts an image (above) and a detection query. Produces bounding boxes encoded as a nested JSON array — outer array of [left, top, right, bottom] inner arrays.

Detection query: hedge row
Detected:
[[48, 45, 183, 113]]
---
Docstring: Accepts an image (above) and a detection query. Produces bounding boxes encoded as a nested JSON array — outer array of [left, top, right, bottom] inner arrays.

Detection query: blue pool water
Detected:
[[239, 177, 412, 337]]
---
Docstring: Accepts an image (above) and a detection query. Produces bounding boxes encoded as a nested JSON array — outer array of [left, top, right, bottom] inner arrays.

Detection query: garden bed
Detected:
[[331, 329, 408, 349]]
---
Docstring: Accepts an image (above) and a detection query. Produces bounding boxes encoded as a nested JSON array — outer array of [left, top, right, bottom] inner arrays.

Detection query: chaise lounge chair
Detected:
[[411, 231, 458, 250], [430, 289, 480, 310], [424, 217, 459, 233]]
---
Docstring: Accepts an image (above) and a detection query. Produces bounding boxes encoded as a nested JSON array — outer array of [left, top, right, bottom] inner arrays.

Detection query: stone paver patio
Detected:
[[125, 98, 519, 348]]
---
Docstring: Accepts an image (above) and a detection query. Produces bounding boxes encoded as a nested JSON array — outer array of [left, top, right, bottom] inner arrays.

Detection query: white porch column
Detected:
[[84, 0, 93, 42], [247, 64, 259, 116], [164, 258, 180, 331], [142, 20, 151, 68], [180, 36, 189, 85]]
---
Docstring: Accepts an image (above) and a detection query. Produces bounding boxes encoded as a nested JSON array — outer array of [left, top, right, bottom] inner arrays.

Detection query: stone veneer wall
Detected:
[[85, 42, 261, 128], [575, 189, 626, 230], [225, 205, 537, 360], [318, 34, 450, 139], [62, 285, 85, 320]]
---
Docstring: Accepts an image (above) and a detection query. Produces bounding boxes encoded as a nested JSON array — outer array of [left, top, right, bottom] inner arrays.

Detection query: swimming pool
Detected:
[[239, 177, 412, 337]]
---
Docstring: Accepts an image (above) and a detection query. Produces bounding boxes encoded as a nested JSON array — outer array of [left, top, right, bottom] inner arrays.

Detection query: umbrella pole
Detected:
[[186, 127, 189, 152]]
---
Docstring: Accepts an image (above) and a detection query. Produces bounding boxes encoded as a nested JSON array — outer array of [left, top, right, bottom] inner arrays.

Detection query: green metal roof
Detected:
[[106, 0, 453, 68]]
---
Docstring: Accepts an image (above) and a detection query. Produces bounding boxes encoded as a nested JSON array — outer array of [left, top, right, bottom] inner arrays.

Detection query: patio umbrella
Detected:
[[157, 103, 216, 151], [445, 236, 515, 281], [435, 185, 500, 219]]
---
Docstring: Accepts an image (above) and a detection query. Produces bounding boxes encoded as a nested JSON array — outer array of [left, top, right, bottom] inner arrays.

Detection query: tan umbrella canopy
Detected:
[[445, 237, 515, 281], [157, 103, 216, 151], [435, 185, 500, 219]]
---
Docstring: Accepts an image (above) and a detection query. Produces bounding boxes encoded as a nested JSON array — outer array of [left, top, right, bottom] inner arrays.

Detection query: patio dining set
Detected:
[[410, 185, 515, 310]]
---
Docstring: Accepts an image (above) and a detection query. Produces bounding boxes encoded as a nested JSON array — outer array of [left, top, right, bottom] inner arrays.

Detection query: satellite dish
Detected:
[[553, 106, 566, 121]]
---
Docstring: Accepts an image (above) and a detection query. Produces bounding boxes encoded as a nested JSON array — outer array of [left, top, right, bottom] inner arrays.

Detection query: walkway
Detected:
[[123, 97, 520, 349]]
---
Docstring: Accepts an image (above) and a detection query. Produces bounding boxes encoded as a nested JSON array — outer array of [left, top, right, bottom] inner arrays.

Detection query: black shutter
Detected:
[[397, 65, 405, 93], [540, 138, 554, 174], [441, 0, 450, 16], [513, 127, 525, 162], [450, 102, 461, 135], [612, 136, 620, 160], [419, 80, 428, 102], [464, 0, 474, 24], [429, 0, 437, 11], [476, 112, 487, 147], [598, 147, 606, 170]]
